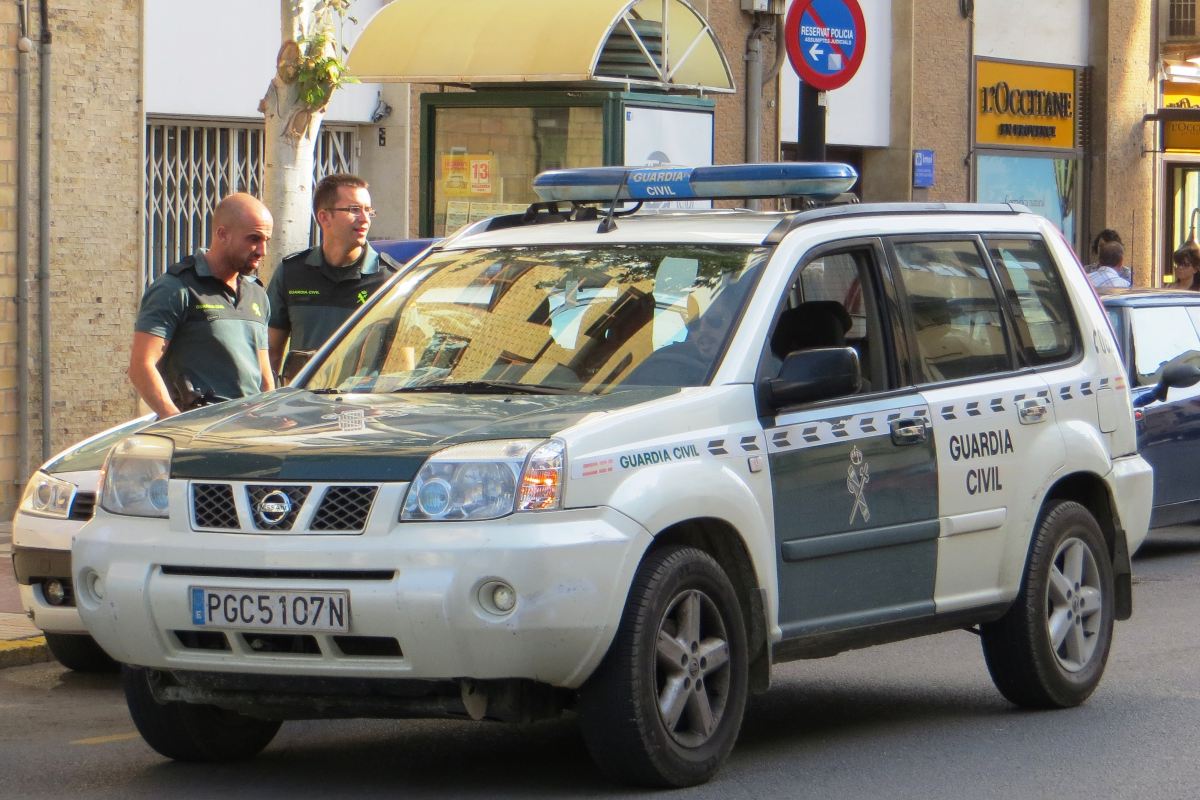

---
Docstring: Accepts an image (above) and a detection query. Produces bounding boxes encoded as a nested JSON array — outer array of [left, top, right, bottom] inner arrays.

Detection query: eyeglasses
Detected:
[[327, 206, 377, 219]]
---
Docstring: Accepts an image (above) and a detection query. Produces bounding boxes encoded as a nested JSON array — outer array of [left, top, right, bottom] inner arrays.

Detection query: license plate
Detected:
[[189, 587, 351, 632]]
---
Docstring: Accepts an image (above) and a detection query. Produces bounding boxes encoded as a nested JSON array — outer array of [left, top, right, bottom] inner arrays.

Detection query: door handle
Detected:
[[890, 418, 929, 446], [1018, 398, 1049, 425]]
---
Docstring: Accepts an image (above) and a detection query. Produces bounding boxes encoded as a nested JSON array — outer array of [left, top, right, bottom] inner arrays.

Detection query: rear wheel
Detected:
[[44, 633, 118, 673], [981, 500, 1115, 708], [578, 545, 748, 788], [123, 666, 281, 761]]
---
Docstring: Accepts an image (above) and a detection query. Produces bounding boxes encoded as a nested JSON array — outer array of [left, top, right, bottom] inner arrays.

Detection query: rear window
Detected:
[[987, 237, 1076, 366]]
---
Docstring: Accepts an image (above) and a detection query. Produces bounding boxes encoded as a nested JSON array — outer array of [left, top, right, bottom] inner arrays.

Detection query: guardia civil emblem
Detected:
[[846, 445, 870, 524]]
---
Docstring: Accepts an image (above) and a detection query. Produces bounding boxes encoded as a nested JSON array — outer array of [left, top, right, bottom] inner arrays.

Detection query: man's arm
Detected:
[[129, 331, 180, 418], [268, 326, 290, 377], [258, 348, 276, 392]]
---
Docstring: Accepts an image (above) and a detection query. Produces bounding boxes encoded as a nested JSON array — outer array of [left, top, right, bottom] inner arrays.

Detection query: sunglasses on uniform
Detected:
[[327, 205, 377, 219]]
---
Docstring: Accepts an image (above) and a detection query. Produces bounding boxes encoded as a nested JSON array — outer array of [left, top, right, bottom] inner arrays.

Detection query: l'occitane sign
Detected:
[[1163, 87, 1200, 151], [975, 59, 1077, 150]]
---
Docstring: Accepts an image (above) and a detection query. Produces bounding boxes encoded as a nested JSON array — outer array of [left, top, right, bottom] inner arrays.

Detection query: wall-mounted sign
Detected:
[[784, 0, 867, 92], [1162, 85, 1200, 152], [913, 149, 934, 188], [974, 59, 1078, 151]]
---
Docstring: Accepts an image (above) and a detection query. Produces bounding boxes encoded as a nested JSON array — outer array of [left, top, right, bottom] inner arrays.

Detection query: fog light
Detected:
[[478, 580, 517, 615], [43, 579, 67, 606]]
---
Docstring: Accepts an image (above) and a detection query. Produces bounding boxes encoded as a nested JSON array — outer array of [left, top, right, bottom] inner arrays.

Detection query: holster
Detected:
[[281, 349, 316, 383]]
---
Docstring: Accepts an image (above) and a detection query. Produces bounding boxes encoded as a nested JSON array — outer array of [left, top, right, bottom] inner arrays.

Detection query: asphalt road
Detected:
[[2, 528, 1199, 800]]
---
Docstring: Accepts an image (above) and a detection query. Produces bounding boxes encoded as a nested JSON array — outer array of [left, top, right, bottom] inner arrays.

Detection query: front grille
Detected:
[[193, 484, 238, 529], [247, 485, 310, 531], [311, 486, 377, 531], [69, 491, 96, 521]]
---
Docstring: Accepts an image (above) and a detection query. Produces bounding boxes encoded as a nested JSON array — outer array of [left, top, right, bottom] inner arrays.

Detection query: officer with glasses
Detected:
[[266, 173, 400, 381]]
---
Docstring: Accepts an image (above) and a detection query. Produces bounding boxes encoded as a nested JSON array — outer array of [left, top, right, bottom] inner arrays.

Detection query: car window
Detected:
[[306, 244, 769, 394], [765, 247, 887, 392], [890, 239, 1011, 382], [986, 237, 1076, 366], [1129, 305, 1200, 387]]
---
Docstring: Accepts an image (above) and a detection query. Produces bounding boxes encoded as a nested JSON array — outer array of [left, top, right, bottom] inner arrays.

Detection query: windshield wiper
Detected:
[[310, 387, 343, 395], [391, 381, 573, 395]]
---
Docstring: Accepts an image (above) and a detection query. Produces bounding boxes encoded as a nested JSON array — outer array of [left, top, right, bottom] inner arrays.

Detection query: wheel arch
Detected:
[[649, 517, 772, 692], [1040, 472, 1132, 620]]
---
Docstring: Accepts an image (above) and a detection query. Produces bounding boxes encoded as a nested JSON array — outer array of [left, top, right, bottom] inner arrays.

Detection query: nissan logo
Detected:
[[256, 490, 292, 525]]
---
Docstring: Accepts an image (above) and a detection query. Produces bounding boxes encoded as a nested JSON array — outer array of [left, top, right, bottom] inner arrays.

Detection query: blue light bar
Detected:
[[532, 162, 858, 203]]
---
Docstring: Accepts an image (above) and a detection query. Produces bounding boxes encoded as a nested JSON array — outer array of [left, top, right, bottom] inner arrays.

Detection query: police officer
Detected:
[[128, 193, 275, 418], [267, 173, 399, 381]]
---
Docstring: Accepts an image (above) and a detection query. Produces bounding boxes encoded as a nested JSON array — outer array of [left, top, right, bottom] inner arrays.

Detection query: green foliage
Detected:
[[294, 0, 360, 112]]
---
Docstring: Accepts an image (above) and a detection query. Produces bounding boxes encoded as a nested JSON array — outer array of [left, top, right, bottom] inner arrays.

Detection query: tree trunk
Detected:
[[260, 0, 326, 282]]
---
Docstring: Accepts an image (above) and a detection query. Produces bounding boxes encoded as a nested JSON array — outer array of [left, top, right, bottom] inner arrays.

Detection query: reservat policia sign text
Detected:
[[975, 59, 1078, 151]]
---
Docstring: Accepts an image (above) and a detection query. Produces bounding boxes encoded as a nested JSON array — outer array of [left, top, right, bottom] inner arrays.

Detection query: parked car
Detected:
[[72, 163, 1150, 787], [12, 239, 438, 671], [11, 415, 154, 671], [1101, 289, 1200, 529]]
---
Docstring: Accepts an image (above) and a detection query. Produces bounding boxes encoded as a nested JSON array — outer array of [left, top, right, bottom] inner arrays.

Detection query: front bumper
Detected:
[[73, 505, 650, 689], [12, 511, 89, 635]]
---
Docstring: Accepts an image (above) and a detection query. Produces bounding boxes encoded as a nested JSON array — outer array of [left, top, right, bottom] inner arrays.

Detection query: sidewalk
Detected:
[[0, 520, 52, 669]]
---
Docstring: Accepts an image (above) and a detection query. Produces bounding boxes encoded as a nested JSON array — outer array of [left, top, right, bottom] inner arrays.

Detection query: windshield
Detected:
[[305, 244, 768, 394]]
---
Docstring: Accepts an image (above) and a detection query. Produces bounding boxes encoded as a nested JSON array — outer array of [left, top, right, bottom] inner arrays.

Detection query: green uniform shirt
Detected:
[[135, 251, 269, 404], [266, 243, 397, 352]]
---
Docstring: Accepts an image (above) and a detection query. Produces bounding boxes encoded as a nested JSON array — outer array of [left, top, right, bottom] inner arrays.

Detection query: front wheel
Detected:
[[981, 500, 1115, 708], [578, 545, 749, 788], [123, 666, 281, 761], [44, 633, 118, 673]]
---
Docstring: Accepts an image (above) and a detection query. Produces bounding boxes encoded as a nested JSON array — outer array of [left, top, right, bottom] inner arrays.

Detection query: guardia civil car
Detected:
[[72, 163, 1151, 788]]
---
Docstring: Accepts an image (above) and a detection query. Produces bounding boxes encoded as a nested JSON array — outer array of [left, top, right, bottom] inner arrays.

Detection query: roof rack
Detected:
[[764, 201, 1033, 244]]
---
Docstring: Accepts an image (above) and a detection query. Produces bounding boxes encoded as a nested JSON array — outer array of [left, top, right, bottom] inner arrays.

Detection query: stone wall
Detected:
[[0, 1, 143, 517]]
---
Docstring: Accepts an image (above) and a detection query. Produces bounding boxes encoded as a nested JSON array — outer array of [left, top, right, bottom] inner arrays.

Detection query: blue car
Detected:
[[1102, 289, 1200, 529]]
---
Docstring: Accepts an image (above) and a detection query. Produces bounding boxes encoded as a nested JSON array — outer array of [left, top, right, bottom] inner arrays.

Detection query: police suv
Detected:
[[73, 163, 1152, 788]]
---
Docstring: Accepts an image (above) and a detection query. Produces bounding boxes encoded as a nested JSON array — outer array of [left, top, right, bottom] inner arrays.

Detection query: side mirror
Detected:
[[766, 347, 861, 408], [1133, 360, 1200, 408]]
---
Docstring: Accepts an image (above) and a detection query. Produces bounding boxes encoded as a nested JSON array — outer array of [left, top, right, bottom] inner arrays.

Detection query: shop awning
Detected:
[[347, 0, 735, 94]]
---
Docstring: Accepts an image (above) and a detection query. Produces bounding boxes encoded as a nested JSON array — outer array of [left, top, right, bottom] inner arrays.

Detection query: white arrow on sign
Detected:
[[809, 42, 824, 60]]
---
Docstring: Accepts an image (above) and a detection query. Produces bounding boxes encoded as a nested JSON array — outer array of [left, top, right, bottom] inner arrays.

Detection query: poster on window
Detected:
[[976, 154, 1077, 245], [624, 107, 714, 210]]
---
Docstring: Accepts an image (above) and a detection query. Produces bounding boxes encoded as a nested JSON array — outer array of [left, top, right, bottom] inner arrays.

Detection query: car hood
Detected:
[[143, 386, 669, 481]]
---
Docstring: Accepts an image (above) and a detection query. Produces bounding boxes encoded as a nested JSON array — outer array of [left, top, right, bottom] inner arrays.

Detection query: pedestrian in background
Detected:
[[1089, 229, 1132, 284], [1087, 241, 1131, 290], [1172, 240, 1200, 290], [267, 173, 400, 382], [128, 193, 275, 418]]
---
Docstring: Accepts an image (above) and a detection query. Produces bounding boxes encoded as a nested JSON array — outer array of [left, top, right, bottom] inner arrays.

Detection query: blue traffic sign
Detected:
[[784, 0, 867, 92]]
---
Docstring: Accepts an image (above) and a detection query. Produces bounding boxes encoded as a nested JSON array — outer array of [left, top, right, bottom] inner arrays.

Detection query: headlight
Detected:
[[99, 435, 173, 518], [401, 439, 565, 521], [18, 471, 77, 519]]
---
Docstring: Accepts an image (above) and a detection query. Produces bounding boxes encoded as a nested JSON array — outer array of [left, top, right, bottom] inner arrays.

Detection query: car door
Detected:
[[1124, 303, 1200, 526], [763, 241, 941, 640], [891, 235, 1068, 613]]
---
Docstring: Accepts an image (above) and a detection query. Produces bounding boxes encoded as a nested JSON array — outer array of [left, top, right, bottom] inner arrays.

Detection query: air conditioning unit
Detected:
[[741, 0, 785, 14]]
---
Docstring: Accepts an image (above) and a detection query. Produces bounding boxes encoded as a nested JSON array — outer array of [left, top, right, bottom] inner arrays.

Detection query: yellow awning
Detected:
[[347, 0, 735, 93]]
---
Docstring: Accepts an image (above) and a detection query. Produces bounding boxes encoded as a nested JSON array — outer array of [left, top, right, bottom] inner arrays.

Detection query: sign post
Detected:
[[784, 0, 867, 161]]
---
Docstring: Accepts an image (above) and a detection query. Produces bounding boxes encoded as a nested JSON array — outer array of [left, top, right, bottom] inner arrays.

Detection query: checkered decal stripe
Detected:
[[768, 405, 929, 453], [706, 434, 765, 457]]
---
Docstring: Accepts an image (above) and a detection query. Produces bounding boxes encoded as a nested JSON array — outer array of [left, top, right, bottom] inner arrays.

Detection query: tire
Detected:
[[578, 546, 749, 788], [981, 500, 1115, 709], [122, 666, 281, 761], [44, 633, 119, 673]]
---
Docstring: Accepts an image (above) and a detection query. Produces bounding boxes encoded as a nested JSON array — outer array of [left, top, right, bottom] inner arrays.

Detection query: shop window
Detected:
[[430, 106, 604, 237]]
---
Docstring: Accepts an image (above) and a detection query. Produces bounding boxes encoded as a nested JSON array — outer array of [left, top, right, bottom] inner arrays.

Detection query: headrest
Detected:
[[772, 301, 852, 356]]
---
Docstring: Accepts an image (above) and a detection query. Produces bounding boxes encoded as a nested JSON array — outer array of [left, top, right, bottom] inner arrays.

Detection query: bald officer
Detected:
[[266, 173, 399, 381], [129, 193, 275, 418]]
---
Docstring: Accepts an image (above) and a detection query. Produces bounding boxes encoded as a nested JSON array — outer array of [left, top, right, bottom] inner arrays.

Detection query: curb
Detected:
[[0, 636, 52, 670]]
